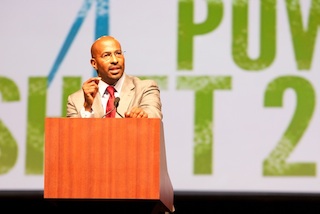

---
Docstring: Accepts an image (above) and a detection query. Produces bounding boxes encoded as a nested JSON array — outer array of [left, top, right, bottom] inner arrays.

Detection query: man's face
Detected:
[[90, 38, 125, 85]]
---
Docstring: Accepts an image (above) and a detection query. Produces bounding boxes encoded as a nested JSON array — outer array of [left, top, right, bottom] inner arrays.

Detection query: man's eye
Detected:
[[102, 53, 111, 58]]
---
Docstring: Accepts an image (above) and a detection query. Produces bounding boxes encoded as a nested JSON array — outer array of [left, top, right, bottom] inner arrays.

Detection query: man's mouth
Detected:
[[109, 68, 121, 74]]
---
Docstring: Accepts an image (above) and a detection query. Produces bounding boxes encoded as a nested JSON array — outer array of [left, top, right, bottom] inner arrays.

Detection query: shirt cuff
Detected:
[[80, 107, 94, 118]]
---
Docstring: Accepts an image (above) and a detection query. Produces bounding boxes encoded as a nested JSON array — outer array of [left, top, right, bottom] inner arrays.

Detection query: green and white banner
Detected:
[[1, 0, 320, 192]]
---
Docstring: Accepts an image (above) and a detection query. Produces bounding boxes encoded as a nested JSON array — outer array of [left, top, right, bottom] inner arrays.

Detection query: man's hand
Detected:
[[125, 107, 148, 118], [82, 77, 101, 111]]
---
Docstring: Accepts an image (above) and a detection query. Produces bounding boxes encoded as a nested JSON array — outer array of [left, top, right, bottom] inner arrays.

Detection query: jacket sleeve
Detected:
[[132, 77, 163, 119]]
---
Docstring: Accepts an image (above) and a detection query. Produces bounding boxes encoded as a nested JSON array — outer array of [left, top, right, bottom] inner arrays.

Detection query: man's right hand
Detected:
[[82, 77, 101, 111]]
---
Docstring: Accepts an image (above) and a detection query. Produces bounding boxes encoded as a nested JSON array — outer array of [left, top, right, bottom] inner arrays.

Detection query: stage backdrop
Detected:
[[1, 0, 320, 193]]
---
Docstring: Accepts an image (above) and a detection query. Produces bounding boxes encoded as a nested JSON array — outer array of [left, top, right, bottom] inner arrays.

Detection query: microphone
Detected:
[[115, 97, 124, 118], [102, 97, 123, 118], [114, 97, 120, 108]]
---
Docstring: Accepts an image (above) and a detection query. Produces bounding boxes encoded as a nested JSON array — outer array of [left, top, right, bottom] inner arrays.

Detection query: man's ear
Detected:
[[90, 58, 97, 70]]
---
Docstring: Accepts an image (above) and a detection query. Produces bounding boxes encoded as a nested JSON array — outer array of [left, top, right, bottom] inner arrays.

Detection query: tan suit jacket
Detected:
[[66, 74, 162, 119]]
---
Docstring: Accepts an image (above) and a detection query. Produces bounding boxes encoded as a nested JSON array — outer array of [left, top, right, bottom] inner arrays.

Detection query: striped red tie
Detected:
[[106, 86, 115, 118]]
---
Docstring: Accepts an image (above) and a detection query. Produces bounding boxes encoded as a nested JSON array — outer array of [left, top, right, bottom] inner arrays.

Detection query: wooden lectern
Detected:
[[44, 118, 174, 213]]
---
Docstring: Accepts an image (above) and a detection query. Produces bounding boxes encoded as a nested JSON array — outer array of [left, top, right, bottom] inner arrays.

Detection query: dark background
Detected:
[[1, 191, 320, 213]]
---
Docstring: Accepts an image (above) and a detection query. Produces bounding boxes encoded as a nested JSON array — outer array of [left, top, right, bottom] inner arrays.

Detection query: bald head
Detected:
[[90, 36, 121, 58]]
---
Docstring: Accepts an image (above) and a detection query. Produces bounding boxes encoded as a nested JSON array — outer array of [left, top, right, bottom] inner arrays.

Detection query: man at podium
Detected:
[[66, 35, 163, 119]]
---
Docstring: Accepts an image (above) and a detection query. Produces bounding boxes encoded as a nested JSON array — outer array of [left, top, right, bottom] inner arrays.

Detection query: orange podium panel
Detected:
[[44, 118, 174, 212]]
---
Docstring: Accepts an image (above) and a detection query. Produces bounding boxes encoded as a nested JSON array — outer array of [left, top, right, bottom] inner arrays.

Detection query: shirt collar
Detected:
[[98, 74, 125, 96]]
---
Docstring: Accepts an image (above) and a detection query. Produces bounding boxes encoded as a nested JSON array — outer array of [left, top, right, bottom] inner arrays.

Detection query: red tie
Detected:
[[106, 86, 116, 118]]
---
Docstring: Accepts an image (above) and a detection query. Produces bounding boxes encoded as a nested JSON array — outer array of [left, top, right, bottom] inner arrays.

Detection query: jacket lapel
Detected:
[[92, 91, 105, 118], [118, 74, 135, 116]]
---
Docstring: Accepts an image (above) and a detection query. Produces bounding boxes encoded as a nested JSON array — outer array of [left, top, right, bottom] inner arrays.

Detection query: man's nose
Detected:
[[110, 54, 118, 63]]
